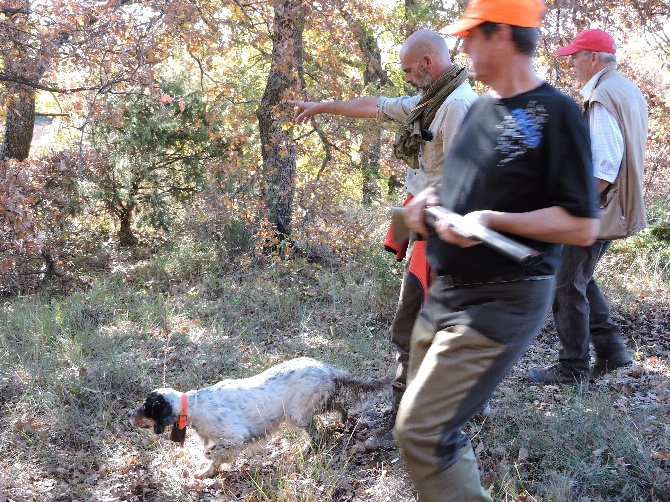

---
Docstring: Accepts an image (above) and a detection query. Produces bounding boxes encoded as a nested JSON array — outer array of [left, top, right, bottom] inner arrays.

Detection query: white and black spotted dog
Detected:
[[128, 357, 389, 478]]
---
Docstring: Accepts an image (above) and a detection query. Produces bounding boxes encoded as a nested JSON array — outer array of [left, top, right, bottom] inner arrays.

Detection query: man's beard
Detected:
[[414, 65, 434, 93]]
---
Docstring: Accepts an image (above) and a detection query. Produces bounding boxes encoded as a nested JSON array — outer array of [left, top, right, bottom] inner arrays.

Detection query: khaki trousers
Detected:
[[395, 276, 555, 501]]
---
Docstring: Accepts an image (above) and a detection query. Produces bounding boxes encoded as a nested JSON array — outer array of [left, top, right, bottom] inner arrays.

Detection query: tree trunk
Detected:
[[115, 179, 139, 247], [1, 0, 38, 161], [118, 208, 138, 247], [404, 0, 417, 39], [0, 85, 35, 162], [361, 138, 382, 205], [41, 247, 60, 279], [357, 23, 390, 206], [256, 0, 304, 238]]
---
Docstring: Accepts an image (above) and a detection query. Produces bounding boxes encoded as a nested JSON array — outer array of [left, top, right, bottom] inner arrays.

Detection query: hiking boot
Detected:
[[364, 429, 397, 451], [591, 348, 632, 378], [528, 364, 589, 392]]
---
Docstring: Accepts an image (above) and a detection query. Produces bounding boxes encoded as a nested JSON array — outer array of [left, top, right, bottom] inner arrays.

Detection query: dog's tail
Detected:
[[335, 372, 394, 393], [329, 371, 394, 422]]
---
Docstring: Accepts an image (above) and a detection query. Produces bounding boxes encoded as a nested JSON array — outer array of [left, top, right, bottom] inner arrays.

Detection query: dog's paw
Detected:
[[194, 465, 217, 479]]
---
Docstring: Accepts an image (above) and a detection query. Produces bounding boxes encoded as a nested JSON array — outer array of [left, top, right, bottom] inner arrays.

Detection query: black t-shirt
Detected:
[[428, 82, 599, 278]]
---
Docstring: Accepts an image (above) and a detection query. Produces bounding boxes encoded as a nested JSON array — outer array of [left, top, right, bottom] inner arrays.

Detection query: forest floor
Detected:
[[1, 231, 669, 501]]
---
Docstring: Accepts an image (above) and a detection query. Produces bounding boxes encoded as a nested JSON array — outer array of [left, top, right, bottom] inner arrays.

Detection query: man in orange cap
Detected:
[[397, 1, 600, 499], [529, 29, 647, 388]]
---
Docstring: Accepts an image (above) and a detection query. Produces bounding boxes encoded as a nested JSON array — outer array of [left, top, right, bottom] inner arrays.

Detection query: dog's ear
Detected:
[[155, 400, 175, 434], [143, 393, 175, 434]]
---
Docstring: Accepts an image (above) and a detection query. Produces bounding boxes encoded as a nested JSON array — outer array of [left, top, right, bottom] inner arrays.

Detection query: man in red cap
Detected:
[[397, 1, 600, 500], [529, 29, 648, 388]]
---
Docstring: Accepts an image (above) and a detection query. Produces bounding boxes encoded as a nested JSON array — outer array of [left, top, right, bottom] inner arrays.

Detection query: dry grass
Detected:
[[1, 205, 669, 501]]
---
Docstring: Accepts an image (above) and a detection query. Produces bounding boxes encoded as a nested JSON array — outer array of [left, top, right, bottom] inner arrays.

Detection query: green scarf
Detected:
[[392, 65, 468, 168]]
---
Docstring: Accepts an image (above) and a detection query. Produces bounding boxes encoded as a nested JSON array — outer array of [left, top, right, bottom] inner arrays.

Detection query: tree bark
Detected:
[[0, 84, 35, 161], [358, 22, 390, 205], [337, 10, 393, 205], [361, 140, 382, 205], [256, 0, 304, 238], [118, 209, 138, 247], [404, 0, 417, 39], [1, 0, 38, 161], [117, 180, 139, 247]]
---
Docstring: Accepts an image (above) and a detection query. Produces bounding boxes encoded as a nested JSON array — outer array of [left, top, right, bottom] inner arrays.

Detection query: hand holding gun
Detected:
[[392, 206, 545, 266]]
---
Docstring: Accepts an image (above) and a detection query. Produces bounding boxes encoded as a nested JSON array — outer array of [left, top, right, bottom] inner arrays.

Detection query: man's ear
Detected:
[[422, 54, 433, 70]]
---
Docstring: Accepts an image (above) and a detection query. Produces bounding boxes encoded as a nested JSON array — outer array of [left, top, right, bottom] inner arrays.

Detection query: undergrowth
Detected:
[[1, 203, 668, 501]]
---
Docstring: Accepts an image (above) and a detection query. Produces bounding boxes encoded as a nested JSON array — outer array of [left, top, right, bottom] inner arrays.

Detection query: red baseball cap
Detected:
[[443, 0, 547, 37], [555, 29, 617, 56]]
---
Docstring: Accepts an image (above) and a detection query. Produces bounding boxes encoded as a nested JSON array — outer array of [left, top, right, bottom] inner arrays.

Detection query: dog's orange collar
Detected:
[[177, 393, 188, 429]]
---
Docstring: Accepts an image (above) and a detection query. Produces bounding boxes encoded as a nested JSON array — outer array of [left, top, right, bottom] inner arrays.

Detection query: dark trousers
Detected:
[[389, 239, 423, 411], [553, 240, 624, 375], [395, 275, 555, 501]]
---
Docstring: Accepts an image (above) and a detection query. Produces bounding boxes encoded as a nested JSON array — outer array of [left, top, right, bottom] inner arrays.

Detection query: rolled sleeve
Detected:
[[377, 95, 420, 124]]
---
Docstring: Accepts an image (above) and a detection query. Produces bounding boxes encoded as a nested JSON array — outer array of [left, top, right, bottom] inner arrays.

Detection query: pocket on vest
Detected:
[[598, 186, 627, 240]]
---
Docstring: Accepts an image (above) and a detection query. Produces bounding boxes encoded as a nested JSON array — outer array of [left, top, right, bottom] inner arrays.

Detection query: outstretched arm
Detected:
[[287, 97, 379, 124]]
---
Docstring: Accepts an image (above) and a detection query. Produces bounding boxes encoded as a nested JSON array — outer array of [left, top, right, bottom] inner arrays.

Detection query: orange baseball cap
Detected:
[[443, 0, 547, 37]]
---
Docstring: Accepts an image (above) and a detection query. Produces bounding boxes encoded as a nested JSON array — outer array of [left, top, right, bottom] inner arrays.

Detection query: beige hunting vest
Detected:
[[585, 67, 648, 239]]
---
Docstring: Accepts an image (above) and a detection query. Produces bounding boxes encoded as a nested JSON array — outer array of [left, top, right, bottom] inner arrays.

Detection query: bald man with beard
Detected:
[[289, 29, 477, 451]]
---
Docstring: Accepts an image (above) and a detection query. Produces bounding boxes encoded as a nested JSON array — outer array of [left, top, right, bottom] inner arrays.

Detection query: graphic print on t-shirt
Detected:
[[495, 101, 548, 166]]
